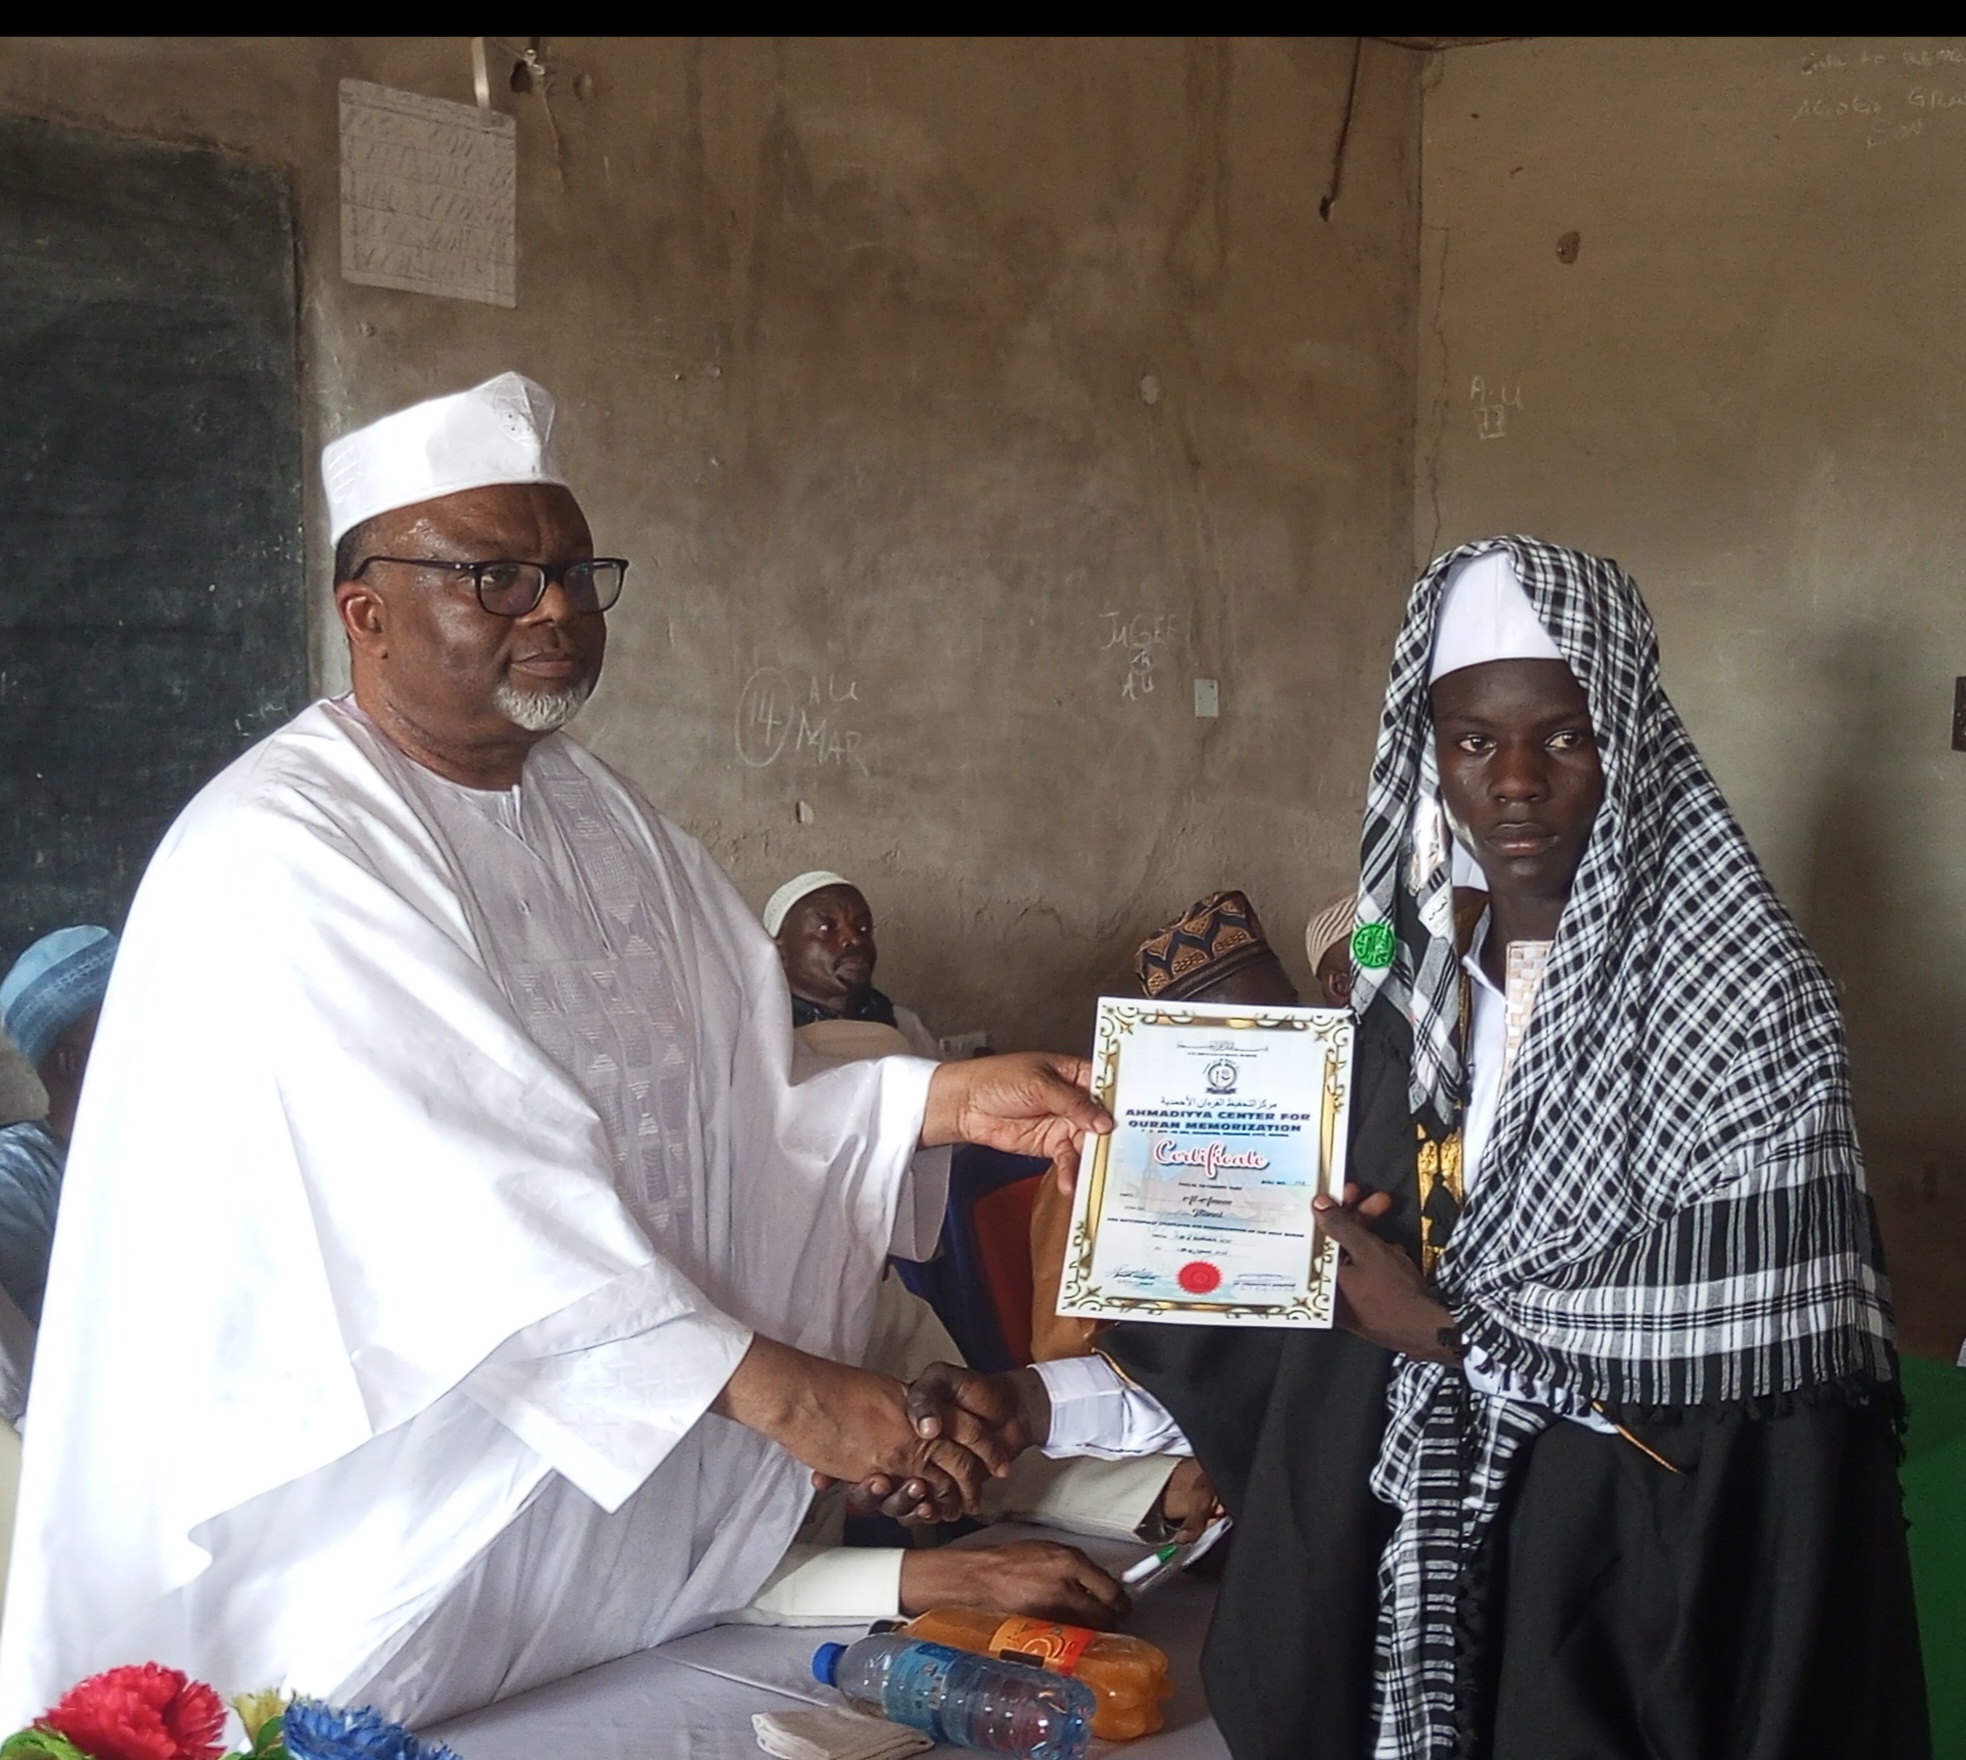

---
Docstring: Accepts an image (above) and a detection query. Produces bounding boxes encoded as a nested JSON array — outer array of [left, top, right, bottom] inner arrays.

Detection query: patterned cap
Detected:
[[1304, 889, 1358, 967], [1135, 891, 1276, 1001]]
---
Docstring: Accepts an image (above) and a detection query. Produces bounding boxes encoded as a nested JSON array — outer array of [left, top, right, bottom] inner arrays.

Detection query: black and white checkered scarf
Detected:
[[1348, 537, 1896, 1758]]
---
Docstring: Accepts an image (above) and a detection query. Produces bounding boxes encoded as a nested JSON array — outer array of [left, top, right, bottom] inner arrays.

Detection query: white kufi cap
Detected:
[[322, 371, 568, 544], [1428, 549, 1564, 683], [763, 871, 852, 937]]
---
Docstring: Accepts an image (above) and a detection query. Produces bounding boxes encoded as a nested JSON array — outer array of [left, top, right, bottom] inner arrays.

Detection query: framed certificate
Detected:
[[1057, 997, 1354, 1328]]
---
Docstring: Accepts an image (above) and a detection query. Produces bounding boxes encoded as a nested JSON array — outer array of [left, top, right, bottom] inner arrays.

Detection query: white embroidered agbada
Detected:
[[0, 698, 944, 1726]]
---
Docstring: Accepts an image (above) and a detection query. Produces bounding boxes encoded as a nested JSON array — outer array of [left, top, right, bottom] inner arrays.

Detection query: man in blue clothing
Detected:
[[0, 927, 117, 1325]]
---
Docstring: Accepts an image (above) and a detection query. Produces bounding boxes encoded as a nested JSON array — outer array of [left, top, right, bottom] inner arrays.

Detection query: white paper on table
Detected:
[[1058, 998, 1353, 1328], [752, 1707, 932, 1760]]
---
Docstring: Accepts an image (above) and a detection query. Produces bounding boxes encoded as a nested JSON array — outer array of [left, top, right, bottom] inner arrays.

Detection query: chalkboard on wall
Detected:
[[0, 114, 305, 966]]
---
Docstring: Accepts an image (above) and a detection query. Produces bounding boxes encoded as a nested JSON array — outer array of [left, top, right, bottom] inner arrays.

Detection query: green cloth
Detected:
[[1903, 1354, 1966, 1758]]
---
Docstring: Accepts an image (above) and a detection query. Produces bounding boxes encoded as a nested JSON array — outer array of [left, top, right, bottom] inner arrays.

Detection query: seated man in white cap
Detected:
[[0, 373, 1107, 1729], [765, 871, 943, 1061]]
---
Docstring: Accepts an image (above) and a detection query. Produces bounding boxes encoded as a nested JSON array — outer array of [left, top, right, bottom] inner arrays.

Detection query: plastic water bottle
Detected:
[[894, 1607, 1173, 1739], [812, 1633, 1096, 1760]]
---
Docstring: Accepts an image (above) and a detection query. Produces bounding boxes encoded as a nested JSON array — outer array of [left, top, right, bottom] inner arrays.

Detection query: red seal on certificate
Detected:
[[1177, 1260, 1222, 1294]]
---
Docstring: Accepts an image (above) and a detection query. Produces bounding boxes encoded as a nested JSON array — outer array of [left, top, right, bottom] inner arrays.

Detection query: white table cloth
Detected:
[[426, 1526, 1229, 1760]]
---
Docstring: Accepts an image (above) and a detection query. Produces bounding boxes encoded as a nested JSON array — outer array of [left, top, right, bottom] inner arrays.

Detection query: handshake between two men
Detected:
[[834, 1357, 1218, 1625], [714, 1050, 1110, 1517], [714, 1050, 1218, 1625]]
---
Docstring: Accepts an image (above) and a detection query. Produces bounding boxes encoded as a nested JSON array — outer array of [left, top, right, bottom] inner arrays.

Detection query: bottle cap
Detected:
[[811, 1642, 846, 1686]]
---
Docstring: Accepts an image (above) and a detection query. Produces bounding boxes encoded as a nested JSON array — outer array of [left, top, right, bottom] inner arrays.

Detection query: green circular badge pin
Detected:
[[1352, 920, 1396, 970]]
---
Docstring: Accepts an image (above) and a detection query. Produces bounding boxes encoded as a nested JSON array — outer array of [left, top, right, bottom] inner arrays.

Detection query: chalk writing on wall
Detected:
[[1793, 43, 1966, 148], [1803, 47, 1965, 72], [736, 668, 869, 772], [340, 80, 517, 307], [1470, 376, 1521, 441], [1099, 611, 1180, 700]]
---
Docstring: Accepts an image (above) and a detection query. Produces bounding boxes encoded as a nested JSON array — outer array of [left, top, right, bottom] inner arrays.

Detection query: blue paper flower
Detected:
[[277, 1702, 456, 1760]]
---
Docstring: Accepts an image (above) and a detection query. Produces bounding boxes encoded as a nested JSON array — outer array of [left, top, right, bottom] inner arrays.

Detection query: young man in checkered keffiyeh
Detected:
[[1324, 537, 1924, 1757], [932, 537, 1929, 1757], [1148, 542, 1926, 1754]]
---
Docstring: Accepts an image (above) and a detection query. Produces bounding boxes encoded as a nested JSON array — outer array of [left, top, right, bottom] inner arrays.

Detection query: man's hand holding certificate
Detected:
[[1057, 998, 1355, 1327]]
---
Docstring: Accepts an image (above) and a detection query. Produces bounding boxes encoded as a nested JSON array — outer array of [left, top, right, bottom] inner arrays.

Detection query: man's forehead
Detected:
[[375, 482, 592, 553], [1430, 657, 1588, 718], [793, 885, 870, 921]]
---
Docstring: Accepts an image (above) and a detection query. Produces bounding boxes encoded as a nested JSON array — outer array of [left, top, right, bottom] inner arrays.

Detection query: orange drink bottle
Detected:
[[893, 1608, 1174, 1740]]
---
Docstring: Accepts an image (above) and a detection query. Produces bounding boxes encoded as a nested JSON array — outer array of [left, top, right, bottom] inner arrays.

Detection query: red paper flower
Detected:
[[41, 1666, 226, 1760]]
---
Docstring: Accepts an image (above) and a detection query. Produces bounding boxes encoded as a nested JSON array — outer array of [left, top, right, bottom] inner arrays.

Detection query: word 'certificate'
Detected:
[[1058, 998, 1354, 1327]]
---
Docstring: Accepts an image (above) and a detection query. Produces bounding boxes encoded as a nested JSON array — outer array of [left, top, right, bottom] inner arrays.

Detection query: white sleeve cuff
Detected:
[[894, 1144, 952, 1260], [987, 1452, 1178, 1541], [873, 1054, 948, 1261], [1033, 1354, 1190, 1460], [461, 1263, 754, 1511], [724, 1542, 906, 1626]]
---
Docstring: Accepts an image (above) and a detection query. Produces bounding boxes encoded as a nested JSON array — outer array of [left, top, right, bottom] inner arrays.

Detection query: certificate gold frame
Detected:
[[1058, 999, 1354, 1327]]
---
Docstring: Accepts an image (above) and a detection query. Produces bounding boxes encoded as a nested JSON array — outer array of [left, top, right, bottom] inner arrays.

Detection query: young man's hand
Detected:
[[1312, 1193, 1460, 1365]]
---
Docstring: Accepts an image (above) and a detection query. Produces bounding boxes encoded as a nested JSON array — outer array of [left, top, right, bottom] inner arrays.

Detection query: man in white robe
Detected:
[[0, 373, 1105, 1728]]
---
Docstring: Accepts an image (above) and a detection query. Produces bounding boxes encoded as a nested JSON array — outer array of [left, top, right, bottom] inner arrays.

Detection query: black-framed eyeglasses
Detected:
[[353, 555, 629, 618]]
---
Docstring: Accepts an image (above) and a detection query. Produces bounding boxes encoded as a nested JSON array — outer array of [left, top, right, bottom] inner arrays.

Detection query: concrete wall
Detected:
[[0, 36, 1420, 1101], [1418, 36, 1966, 1355]]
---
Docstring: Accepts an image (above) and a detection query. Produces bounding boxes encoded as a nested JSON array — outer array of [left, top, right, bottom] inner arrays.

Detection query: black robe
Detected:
[[1104, 1000, 1930, 1760]]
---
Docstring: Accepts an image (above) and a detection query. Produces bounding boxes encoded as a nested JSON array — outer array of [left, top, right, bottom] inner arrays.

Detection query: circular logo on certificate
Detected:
[[1205, 1058, 1239, 1093], [1178, 1260, 1223, 1294]]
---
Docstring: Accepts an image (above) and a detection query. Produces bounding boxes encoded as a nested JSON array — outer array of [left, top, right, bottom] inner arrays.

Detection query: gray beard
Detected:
[[494, 675, 593, 733]]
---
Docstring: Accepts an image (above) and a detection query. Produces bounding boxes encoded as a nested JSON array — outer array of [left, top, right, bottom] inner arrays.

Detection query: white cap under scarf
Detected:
[[322, 371, 568, 543], [1428, 548, 1564, 683]]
